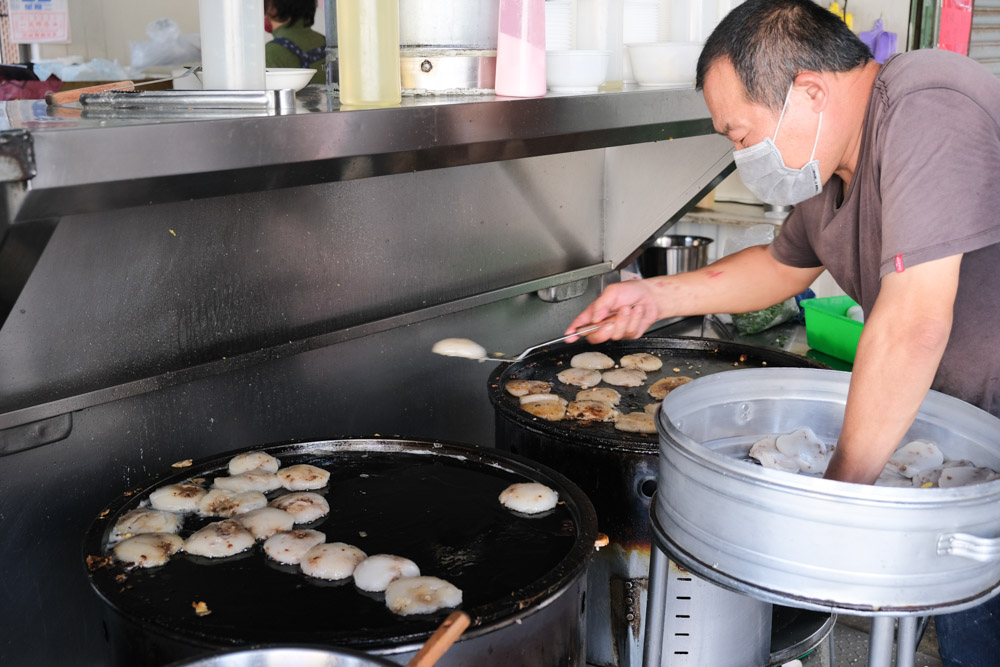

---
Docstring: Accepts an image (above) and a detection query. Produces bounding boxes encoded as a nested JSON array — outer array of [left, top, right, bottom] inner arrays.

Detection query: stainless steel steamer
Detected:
[[398, 0, 499, 92], [488, 338, 832, 666], [653, 367, 1000, 615], [85, 439, 597, 667]]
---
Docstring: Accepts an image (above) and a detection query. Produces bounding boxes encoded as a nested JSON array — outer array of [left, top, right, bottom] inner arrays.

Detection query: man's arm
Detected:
[[825, 254, 962, 484], [565, 244, 824, 342]]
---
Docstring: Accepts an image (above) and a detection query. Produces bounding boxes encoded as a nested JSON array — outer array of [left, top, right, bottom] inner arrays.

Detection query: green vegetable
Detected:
[[731, 300, 797, 335]]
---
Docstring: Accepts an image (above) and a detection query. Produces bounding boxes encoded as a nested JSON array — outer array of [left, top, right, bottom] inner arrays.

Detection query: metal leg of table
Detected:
[[895, 616, 919, 667], [642, 544, 669, 667], [915, 616, 930, 647], [826, 623, 836, 667], [867, 616, 896, 667]]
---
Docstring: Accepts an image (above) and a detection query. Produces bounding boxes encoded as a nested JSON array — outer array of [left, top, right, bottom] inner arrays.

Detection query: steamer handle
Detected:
[[937, 532, 1000, 562]]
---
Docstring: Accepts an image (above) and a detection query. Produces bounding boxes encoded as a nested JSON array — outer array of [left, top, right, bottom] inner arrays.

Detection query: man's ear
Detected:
[[793, 71, 829, 113]]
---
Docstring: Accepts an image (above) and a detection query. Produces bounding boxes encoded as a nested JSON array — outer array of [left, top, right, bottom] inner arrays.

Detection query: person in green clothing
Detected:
[[265, 0, 325, 84]]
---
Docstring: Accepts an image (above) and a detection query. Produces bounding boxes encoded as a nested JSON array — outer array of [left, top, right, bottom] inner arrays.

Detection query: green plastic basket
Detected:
[[801, 295, 864, 363]]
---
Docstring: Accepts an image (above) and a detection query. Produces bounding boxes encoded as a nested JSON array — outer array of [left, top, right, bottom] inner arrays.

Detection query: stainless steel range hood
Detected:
[[0, 84, 731, 665], [0, 85, 732, 432]]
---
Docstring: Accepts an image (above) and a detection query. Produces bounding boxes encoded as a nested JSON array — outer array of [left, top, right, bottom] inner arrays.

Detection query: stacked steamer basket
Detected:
[[84, 438, 597, 667], [488, 338, 835, 667], [650, 368, 1000, 667]]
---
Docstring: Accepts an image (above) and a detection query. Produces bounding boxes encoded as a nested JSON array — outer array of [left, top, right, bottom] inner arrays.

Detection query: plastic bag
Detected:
[[129, 19, 201, 71], [721, 224, 800, 335], [731, 299, 800, 335], [32, 57, 131, 82], [859, 19, 897, 64]]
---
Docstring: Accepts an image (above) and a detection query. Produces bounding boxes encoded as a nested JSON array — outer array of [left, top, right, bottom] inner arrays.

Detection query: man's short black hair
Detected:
[[696, 0, 873, 109], [266, 0, 317, 28]]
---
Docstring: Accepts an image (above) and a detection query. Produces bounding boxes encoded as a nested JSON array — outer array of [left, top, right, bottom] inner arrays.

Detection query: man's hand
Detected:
[[825, 254, 962, 485], [565, 245, 824, 343], [564, 280, 660, 343]]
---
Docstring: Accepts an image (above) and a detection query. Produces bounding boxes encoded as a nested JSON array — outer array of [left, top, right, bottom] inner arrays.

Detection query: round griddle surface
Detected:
[[85, 440, 595, 649], [488, 336, 825, 452]]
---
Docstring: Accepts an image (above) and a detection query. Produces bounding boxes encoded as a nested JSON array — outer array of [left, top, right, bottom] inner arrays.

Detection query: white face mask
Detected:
[[732, 84, 824, 207]]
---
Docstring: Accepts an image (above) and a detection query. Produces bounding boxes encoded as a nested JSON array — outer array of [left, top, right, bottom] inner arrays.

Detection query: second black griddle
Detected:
[[488, 336, 826, 452], [84, 439, 597, 650]]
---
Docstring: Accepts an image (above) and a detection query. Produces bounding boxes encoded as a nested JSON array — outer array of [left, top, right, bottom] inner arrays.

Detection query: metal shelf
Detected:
[[4, 85, 714, 222]]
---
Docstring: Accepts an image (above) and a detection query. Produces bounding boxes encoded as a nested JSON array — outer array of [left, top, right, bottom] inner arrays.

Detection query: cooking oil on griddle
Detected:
[[89, 448, 578, 647]]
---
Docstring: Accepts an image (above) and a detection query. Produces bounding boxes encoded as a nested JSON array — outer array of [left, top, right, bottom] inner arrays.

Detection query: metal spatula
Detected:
[[481, 321, 609, 363]]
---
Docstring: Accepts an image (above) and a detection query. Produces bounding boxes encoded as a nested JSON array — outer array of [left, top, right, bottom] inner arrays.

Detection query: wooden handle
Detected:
[[406, 611, 471, 667], [45, 81, 135, 106]]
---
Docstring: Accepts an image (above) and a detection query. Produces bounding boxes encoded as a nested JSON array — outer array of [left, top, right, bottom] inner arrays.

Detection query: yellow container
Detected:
[[337, 0, 402, 107]]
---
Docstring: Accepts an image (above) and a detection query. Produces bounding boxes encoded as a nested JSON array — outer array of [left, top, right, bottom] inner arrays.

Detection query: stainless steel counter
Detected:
[[3, 84, 719, 222]]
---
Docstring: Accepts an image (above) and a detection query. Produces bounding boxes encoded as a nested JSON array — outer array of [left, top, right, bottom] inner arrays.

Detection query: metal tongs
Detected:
[[481, 321, 610, 363], [44, 65, 202, 106]]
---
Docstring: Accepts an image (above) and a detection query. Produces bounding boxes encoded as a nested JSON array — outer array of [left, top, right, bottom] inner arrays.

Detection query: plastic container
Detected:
[[577, 0, 624, 88], [198, 0, 266, 90], [801, 295, 864, 363], [622, 0, 659, 82], [337, 0, 402, 107], [669, 0, 718, 41], [496, 0, 547, 97], [544, 0, 574, 50]]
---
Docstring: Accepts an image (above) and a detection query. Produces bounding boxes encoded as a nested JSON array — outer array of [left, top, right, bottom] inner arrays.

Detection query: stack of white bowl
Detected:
[[623, 0, 661, 83], [545, 1, 574, 50], [545, 0, 610, 94]]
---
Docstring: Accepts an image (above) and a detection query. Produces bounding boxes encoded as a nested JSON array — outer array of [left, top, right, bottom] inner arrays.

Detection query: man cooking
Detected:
[[565, 0, 1000, 663]]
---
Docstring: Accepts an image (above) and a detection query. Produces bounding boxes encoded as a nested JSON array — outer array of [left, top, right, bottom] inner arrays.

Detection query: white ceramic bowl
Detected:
[[265, 67, 316, 91], [193, 67, 316, 92], [546, 50, 611, 93], [626, 41, 702, 88]]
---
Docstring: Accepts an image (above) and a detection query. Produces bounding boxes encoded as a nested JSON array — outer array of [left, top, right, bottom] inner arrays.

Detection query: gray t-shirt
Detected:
[[770, 49, 1000, 415]]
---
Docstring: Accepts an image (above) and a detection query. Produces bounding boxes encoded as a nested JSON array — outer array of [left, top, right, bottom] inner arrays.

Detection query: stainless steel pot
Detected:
[[399, 0, 500, 49], [654, 368, 1000, 615], [639, 235, 712, 277], [168, 646, 397, 667]]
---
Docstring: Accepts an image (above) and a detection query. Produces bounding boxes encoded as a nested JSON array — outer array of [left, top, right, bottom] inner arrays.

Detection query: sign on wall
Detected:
[[10, 0, 69, 44]]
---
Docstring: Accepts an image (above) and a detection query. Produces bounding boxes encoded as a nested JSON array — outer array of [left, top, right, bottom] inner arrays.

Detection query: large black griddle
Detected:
[[84, 439, 597, 651], [488, 336, 826, 453]]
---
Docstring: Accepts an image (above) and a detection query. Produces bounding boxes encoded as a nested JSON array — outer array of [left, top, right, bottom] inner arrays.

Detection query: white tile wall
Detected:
[[668, 219, 847, 298]]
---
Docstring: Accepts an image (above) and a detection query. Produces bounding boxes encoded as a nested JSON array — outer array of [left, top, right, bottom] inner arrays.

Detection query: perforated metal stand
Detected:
[[642, 544, 773, 666]]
